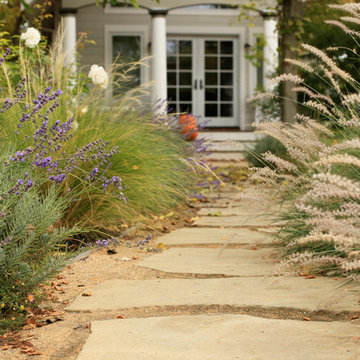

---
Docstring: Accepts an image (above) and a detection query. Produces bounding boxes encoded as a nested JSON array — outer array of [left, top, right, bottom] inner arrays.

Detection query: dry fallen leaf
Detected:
[[82, 292, 92, 297], [303, 317, 311, 321], [208, 212, 222, 216], [116, 315, 125, 319], [351, 315, 359, 320], [156, 242, 166, 251], [305, 275, 316, 279]]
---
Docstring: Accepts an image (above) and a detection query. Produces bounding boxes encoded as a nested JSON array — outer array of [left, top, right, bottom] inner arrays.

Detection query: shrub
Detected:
[[245, 135, 287, 168], [0, 26, 198, 233], [247, 3, 360, 282]]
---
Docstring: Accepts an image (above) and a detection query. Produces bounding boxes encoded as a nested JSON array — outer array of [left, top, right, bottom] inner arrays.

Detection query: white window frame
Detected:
[[104, 24, 150, 85]]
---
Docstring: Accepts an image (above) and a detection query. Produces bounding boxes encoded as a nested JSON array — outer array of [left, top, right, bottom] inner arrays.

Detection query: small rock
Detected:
[[122, 256, 130, 261]]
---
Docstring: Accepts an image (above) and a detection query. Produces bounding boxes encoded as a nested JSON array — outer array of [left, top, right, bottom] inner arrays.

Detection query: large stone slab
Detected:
[[207, 142, 249, 152], [157, 228, 273, 246], [138, 248, 276, 276], [197, 207, 277, 217], [205, 152, 246, 161], [76, 315, 360, 360], [67, 277, 360, 312], [194, 215, 276, 227]]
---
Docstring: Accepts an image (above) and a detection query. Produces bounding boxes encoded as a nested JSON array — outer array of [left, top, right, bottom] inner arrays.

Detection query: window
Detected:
[[112, 35, 141, 94]]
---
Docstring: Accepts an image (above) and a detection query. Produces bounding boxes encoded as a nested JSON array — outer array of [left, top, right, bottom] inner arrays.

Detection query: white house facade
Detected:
[[59, 0, 278, 130]]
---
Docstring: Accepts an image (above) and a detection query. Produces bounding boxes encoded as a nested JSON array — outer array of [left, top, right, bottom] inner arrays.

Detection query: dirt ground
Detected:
[[0, 206, 202, 360]]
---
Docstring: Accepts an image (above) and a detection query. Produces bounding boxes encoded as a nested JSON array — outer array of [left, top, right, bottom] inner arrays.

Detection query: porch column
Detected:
[[149, 8, 168, 114], [262, 10, 278, 92], [60, 8, 77, 73]]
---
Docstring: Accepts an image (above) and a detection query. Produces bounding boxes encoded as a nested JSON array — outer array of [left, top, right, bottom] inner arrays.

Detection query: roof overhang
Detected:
[[61, 0, 277, 12]]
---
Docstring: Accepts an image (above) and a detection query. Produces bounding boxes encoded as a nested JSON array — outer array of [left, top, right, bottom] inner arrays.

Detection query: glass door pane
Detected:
[[204, 39, 235, 121], [167, 39, 193, 113]]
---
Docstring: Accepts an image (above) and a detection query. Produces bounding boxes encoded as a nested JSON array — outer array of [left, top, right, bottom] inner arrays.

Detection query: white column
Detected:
[[149, 8, 168, 114], [61, 9, 77, 73], [262, 11, 278, 92]]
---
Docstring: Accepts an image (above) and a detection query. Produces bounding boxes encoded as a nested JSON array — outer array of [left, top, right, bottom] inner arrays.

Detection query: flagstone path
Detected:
[[68, 186, 360, 359]]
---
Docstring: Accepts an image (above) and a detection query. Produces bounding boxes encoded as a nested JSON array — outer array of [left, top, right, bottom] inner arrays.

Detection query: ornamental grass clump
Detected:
[[0, 51, 133, 330], [0, 24, 198, 234], [247, 3, 360, 282]]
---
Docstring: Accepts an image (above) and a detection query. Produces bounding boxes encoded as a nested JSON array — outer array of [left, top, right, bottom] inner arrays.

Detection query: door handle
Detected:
[[200, 80, 203, 90], [194, 80, 197, 90]]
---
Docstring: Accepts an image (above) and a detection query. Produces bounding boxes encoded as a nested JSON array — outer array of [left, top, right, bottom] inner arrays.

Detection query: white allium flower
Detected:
[[88, 65, 109, 89], [20, 27, 41, 48]]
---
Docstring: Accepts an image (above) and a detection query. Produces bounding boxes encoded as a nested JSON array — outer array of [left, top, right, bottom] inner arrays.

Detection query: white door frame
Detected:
[[167, 25, 246, 130]]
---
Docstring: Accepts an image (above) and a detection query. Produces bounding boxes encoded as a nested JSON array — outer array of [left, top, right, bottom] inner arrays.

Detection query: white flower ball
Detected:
[[88, 64, 109, 89], [20, 27, 41, 48]]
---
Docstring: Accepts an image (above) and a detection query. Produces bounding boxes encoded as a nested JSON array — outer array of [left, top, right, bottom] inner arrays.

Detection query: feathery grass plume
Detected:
[[301, 43, 354, 82], [296, 233, 359, 247], [324, 20, 360, 37], [245, 4, 360, 281], [270, 73, 303, 84], [284, 58, 314, 73], [292, 87, 335, 105]]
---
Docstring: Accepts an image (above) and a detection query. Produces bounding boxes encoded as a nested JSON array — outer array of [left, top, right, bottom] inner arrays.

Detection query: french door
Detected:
[[167, 37, 238, 127]]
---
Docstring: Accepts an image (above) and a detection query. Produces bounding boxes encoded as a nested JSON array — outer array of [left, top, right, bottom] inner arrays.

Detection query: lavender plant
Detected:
[[247, 3, 360, 281], [0, 54, 130, 330]]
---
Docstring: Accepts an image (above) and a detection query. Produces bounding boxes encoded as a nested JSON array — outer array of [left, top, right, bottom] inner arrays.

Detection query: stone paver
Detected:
[[138, 248, 277, 276], [67, 277, 360, 312], [71, 160, 360, 360], [198, 207, 275, 216], [194, 214, 276, 227], [76, 314, 360, 360], [205, 152, 246, 161], [157, 227, 273, 245]]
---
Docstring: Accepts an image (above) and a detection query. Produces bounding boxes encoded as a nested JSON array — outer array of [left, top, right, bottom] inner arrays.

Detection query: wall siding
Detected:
[[76, 4, 263, 128]]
